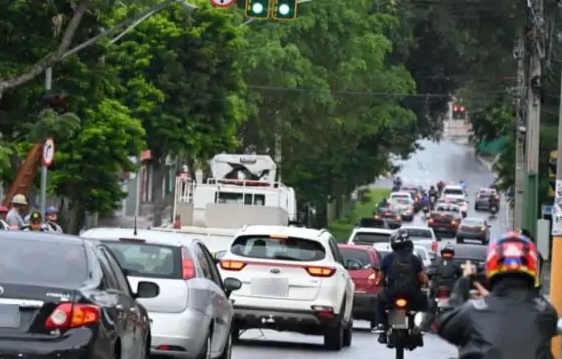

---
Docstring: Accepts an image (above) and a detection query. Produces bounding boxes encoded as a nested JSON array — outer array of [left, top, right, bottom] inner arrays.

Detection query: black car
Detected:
[[0, 231, 158, 358], [456, 217, 491, 244], [451, 243, 489, 288]]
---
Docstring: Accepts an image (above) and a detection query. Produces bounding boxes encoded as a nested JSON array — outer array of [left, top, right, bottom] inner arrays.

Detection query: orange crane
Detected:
[[2, 143, 43, 207]]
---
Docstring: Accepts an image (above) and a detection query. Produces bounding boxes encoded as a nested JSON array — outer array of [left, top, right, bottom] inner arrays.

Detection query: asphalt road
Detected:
[[232, 140, 492, 359]]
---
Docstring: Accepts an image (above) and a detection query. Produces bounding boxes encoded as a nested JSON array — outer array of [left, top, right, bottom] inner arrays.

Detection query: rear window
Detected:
[[453, 245, 487, 260], [403, 228, 432, 238], [231, 235, 325, 261], [339, 248, 371, 267], [352, 232, 391, 245], [461, 218, 484, 226], [0, 238, 87, 287], [444, 188, 464, 195], [436, 205, 459, 212], [102, 241, 182, 279]]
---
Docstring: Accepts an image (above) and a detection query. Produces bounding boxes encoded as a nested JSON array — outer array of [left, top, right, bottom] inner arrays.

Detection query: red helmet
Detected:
[[0, 206, 8, 213], [485, 231, 538, 286]]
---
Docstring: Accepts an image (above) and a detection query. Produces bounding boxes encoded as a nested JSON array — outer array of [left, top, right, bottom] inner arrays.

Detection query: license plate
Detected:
[[250, 277, 289, 297], [436, 298, 450, 308], [0, 305, 20, 328], [389, 310, 407, 329]]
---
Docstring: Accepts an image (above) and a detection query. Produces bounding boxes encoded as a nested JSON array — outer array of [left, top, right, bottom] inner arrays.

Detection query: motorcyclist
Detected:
[[437, 231, 558, 358], [459, 180, 467, 192], [374, 229, 429, 343], [420, 192, 431, 213], [420, 245, 462, 330], [488, 191, 500, 214], [21, 211, 49, 232], [436, 180, 445, 193], [44, 206, 63, 233], [428, 185, 438, 203], [393, 176, 402, 190], [518, 228, 544, 292]]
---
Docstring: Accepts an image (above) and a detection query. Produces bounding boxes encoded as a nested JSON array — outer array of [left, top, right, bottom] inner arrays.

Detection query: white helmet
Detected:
[[11, 194, 27, 205]]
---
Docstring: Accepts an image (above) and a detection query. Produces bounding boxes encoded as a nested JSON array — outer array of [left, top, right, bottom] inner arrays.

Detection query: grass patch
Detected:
[[328, 188, 391, 242]]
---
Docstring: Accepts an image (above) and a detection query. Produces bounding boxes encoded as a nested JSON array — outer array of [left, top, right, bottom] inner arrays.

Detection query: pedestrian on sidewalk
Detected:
[[6, 194, 27, 229]]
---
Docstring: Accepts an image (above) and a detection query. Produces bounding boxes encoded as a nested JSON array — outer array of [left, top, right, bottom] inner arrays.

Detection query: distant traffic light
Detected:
[[272, 0, 297, 20], [452, 104, 466, 120], [41, 91, 69, 114], [549, 150, 557, 197], [245, 0, 270, 18]]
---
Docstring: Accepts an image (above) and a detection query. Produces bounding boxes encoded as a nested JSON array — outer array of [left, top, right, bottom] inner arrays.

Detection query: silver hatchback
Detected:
[[82, 228, 241, 359]]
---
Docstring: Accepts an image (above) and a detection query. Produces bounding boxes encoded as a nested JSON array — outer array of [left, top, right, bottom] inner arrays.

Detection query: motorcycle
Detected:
[[422, 205, 430, 219], [489, 203, 498, 219], [434, 286, 451, 315], [385, 298, 424, 359]]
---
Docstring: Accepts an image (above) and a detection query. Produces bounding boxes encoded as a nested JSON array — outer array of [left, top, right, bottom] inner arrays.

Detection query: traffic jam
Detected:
[[0, 151, 544, 359]]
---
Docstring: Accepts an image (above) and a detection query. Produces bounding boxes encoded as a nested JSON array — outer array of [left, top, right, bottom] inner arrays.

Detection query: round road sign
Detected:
[[209, 0, 236, 8], [43, 138, 55, 167]]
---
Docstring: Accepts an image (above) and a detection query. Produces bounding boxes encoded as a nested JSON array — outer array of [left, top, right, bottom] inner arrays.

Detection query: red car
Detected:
[[338, 244, 382, 329]]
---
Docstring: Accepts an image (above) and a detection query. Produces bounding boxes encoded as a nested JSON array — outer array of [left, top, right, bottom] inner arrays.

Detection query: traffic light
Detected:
[[41, 91, 69, 114], [272, 0, 297, 20], [452, 104, 466, 120], [549, 150, 557, 197], [245, 0, 270, 18]]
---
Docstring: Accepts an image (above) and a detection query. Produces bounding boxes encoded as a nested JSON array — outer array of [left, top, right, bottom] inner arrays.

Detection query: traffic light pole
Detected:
[[39, 68, 52, 218]]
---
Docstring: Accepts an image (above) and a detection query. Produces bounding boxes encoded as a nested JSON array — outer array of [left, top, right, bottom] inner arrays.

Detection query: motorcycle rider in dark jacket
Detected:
[[437, 231, 558, 359], [420, 245, 462, 330]]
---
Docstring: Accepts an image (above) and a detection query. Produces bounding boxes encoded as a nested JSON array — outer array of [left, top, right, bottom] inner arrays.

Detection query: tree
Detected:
[[110, 3, 249, 226]]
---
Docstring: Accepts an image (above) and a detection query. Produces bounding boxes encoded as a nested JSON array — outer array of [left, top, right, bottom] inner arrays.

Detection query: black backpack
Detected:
[[388, 252, 418, 296]]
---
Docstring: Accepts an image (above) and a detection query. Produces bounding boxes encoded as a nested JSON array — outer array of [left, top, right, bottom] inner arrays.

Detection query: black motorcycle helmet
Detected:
[[440, 244, 455, 257], [390, 229, 412, 251]]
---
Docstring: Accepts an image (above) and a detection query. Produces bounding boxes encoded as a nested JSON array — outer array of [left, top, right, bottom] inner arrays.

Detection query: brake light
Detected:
[[45, 303, 100, 329], [306, 266, 335, 277], [220, 260, 247, 271], [451, 220, 457, 226], [181, 247, 195, 280], [367, 272, 377, 287], [431, 240, 438, 252], [395, 215, 401, 220], [395, 298, 407, 307], [428, 218, 434, 224], [119, 237, 146, 243], [436, 287, 449, 298]]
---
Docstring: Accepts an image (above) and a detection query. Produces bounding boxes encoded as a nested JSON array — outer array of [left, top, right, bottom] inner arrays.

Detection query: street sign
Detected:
[[42, 138, 55, 167], [552, 179, 562, 235], [209, 0, 236, 8]]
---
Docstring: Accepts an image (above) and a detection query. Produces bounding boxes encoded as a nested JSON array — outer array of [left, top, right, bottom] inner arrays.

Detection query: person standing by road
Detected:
[[6, 194, 27, 229]]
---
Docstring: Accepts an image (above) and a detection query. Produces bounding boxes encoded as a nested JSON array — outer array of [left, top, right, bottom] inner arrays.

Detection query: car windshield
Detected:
[[339, 248, 371, 267], [352, 232, 391, 245], [102, 241, 182, 279], [403, 228, 433, 238], [444, 188, 464, 195], [0, 238, 88, 287], [231, 235, 325, 261]]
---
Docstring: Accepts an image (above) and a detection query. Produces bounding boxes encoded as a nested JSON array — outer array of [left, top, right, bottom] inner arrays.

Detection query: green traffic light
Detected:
[[278, 4, 290, 15], [252, 3, 264, 13], [245, 0, 270, 18], [272, 0, 296, 20]]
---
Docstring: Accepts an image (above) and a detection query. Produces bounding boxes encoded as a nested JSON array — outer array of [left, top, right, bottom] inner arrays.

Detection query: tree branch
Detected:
[[0, 1, 89, 98]]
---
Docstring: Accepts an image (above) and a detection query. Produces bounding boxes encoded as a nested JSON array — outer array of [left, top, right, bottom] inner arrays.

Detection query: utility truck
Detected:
[[154, 153, 297, 252]]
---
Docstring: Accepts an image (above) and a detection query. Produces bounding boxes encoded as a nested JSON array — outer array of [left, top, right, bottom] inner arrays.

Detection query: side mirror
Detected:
[[345, 259, 362, 270], [213, 250, 226, 263], [223, 277, 242, 298], [135, 281, 160, 299], [557, 317, 562, 334]]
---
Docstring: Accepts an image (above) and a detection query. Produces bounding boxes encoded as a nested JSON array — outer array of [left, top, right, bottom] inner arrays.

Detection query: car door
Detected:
[[328, 237, 353, 319], [98, 247, 141, 359], [197, 242, 232, 354], [191, 243, 219, 348]]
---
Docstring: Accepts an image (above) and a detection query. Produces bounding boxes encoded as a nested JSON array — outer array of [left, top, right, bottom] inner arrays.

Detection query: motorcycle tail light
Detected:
[[395, 298, 407, 307], [436, 287, 449, 298]]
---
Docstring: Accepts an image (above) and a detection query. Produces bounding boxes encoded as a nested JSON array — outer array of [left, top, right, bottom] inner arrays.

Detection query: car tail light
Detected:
[[220, 260, 247, 271], [367, 272, 377, 287], [431, 240, 438, 252], [312, 305, 334, 317], [45, 303, 100, 329], [428, 218, 434, 224], [436, 287, 449, 298], [395, 215, 401, 220], [180, 247, 196, 280], [451, 220, 457, 226], [395, 298, 407, 308], [480, 225, 486, 231], [306, 266, 335, 277]]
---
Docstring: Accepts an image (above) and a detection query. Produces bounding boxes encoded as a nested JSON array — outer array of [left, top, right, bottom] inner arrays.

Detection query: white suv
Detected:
[[218, 225, 355, 350]]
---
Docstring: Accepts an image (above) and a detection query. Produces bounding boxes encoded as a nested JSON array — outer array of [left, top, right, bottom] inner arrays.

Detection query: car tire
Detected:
[[231, 325, 241, 343], [343, 316, 353, 347], [457, 237, 464, 244], [196, 332, 212, 359], [217, 330, 233, 359], [324, 320, 344, 350]]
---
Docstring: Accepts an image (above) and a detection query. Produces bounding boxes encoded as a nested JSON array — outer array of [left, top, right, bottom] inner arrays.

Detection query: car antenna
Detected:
[[133, 213, 138, 236]]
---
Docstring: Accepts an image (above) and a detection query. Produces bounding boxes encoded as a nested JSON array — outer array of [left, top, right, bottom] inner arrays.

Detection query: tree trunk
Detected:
[[151, 157, 166, 227], [66, 201, 84, 235]]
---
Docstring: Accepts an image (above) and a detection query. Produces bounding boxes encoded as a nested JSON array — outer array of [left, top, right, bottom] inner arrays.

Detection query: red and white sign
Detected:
[[209, 0, 236, 8], [42, 138, 55, 167]]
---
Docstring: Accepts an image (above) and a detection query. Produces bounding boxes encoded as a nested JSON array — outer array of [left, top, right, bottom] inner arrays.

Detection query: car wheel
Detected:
[[343, 316, 353, 347], [457, 237, 464, 244], [324, 320, 344, 350], [196, 332, 212, 359], [231, 325, 241, 343], [217, 330, 233, 359]]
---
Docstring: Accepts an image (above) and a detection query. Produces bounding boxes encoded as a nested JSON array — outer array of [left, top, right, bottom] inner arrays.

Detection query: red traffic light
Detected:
[[453, 105, 459, 112], [460, 106, 466, 112]]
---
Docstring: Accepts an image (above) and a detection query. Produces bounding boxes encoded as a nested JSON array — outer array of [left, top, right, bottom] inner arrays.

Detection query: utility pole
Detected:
[[513, 35, 526, 230], [521, 0, 543, 239], [550, 6, 562, 358]]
